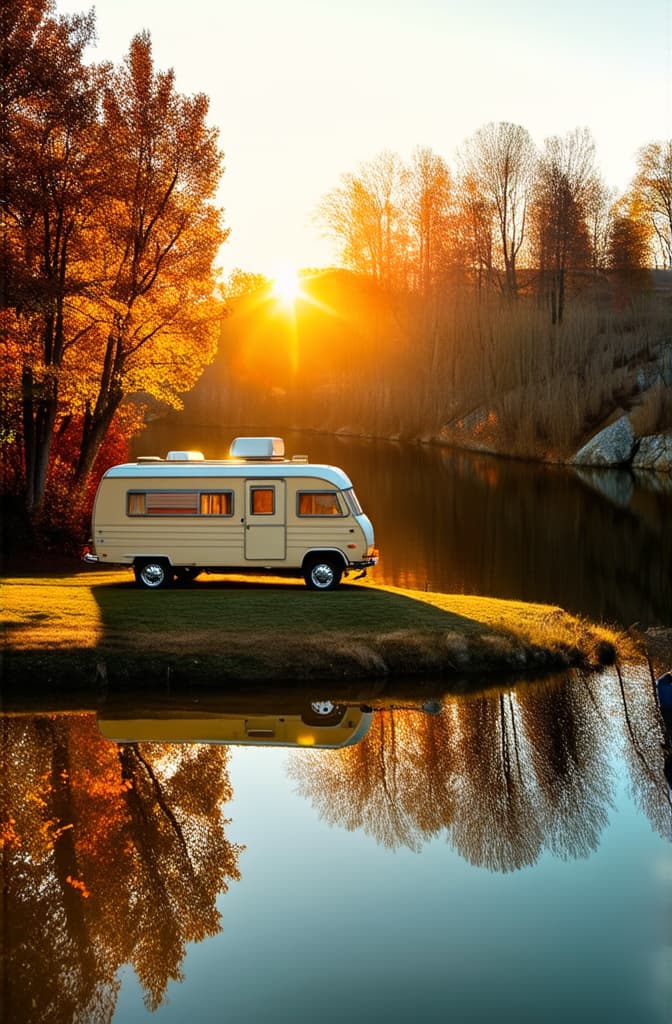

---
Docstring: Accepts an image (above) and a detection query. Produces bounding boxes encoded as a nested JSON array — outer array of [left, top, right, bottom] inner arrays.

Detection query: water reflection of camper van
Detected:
[[97, 700, 373, 749], [84, 436, 377, 590]]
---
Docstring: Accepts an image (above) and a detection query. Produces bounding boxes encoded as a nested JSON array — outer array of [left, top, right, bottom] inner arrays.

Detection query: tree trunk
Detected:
[[74, 329, 124, 485], [21, 367, 58, 514]]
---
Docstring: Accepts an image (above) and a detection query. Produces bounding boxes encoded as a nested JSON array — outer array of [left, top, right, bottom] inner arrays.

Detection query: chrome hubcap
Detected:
[[311, 563, 334, 588], [141, 563, 165, 587]]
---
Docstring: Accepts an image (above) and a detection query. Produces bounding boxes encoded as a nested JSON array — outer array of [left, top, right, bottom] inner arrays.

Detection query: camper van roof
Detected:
[[104, 458, 354, 490]]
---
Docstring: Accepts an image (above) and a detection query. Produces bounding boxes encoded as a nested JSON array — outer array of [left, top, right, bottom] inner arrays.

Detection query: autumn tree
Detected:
[[1, 11, 227, 521], [1, 0, 99, 511], [631, 139, 672, 268], [73, 32, 227, 484], [531, 128, 596, 323], [458, 122, 536, 296]]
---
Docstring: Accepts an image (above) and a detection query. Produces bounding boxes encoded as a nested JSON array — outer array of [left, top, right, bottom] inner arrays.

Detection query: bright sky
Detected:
[[57, 0, 672, 276]]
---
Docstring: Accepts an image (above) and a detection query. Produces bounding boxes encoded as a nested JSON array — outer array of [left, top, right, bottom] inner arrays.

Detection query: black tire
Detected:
[[134, 559, 171, 589], [304, 556, 343, 591], [301, 701, 348, 726]]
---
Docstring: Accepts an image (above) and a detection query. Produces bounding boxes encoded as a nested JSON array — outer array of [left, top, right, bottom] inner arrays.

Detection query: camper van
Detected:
[[84, 436, 378, 590]]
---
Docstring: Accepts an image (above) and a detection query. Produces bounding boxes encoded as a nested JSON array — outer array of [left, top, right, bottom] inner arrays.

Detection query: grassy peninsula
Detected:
[[2, 568, 623, 691]]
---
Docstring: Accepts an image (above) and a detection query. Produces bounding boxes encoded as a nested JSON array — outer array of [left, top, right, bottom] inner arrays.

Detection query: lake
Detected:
[[4, 669, 672, 1023], [4, 431, 671, 1023]]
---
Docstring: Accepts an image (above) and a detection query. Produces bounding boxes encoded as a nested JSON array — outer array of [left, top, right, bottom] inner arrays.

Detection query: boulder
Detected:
[[571, 414, 636, 467], [632, 431, 672, 473]]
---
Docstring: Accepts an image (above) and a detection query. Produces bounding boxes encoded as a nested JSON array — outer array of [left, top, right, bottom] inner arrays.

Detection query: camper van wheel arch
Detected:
[[134, 558, 172, 589], [303, 554, 344, 591]]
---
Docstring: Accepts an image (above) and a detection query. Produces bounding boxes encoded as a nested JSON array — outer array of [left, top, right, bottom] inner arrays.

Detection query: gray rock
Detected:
[[632, 432, 672, 473], [571, 415, 636, 467]]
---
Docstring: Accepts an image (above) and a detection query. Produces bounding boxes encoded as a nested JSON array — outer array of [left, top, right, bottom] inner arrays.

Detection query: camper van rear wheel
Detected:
[[134, 559, 171, 589], [304, 557, 342, 591]]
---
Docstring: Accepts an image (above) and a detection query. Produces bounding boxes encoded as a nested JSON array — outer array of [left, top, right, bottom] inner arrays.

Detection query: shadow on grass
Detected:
[[85, 573, 603, 686], [88, 575, 492, 677]]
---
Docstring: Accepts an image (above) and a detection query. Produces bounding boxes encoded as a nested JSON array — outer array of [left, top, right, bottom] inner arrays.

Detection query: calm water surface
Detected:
[[4, 668, 672, 1023]]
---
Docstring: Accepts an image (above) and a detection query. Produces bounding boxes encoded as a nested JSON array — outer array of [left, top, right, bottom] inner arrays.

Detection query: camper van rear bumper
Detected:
[[82, 552, 99, 565], [349, 549, 378, 570]]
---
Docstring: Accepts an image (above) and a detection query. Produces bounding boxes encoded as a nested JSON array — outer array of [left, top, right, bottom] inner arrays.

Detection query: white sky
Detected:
[[57, 0, 672, 276]]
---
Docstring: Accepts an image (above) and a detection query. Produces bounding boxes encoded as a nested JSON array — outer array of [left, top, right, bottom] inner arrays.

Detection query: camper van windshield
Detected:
[[343, 489, 363, 516]]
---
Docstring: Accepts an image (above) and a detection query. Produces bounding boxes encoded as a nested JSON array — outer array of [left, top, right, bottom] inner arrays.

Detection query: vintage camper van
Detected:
[[85, 437, 378, 590]]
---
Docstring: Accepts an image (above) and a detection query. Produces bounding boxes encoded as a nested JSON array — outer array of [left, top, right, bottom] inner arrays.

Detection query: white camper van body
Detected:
[[85, 437, 378, 590]]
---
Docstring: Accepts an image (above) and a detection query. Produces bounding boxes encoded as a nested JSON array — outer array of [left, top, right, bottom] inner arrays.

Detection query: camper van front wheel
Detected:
[[304, 557, 343, 591], [134, 559, 171, 589]]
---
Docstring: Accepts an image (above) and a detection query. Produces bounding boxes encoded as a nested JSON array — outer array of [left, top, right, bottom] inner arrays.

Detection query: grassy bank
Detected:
[[1, 567, 624, 690]]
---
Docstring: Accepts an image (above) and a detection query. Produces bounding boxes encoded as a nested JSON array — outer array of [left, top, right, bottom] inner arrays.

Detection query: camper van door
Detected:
[[244, 479, 286, 560]]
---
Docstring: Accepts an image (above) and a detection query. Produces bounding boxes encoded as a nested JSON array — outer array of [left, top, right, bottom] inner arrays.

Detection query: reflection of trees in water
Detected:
[[290, 669, 670, 871], [611, 664, 672, 841], [289, 710, 457, 852], [1, 713, 242, 1023]]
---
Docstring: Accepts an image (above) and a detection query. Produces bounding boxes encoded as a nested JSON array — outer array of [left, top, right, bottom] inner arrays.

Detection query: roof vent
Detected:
[[166, 450, 205, 461], [229, 437, 285, 460]]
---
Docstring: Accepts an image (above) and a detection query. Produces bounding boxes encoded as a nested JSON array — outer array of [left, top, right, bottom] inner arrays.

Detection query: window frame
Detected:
[[249, 486, 276, 516], [296, 490, 346, 517]]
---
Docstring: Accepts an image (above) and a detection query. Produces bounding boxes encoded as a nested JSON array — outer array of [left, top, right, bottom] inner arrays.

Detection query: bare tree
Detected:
[[584, 175, 616, 273], [632, 140, 672, 268], [459, 122, 536, 296], [532, 128, 596, 323], [405, 146, 453, 294], [317, 150, 409, 288], [454, 171, 495, 292]]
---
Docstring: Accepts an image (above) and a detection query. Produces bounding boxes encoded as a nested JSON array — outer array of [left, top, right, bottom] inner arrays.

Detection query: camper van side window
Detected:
[[250, 488, 274, 515], [297, 491, 343, 516], [200, 492, 233, 516], [127, 491, 199, 515]]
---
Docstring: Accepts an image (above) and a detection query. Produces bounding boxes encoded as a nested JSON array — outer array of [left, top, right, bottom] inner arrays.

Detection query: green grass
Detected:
[[2, 567, 624, 688]]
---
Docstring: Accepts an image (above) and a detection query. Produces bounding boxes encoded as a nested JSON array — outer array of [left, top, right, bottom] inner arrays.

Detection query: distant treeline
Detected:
[[313, 131, 672, 324]]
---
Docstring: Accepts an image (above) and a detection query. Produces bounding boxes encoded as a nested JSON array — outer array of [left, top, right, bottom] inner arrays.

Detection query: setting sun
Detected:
[[271, 266, 302, 305]]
